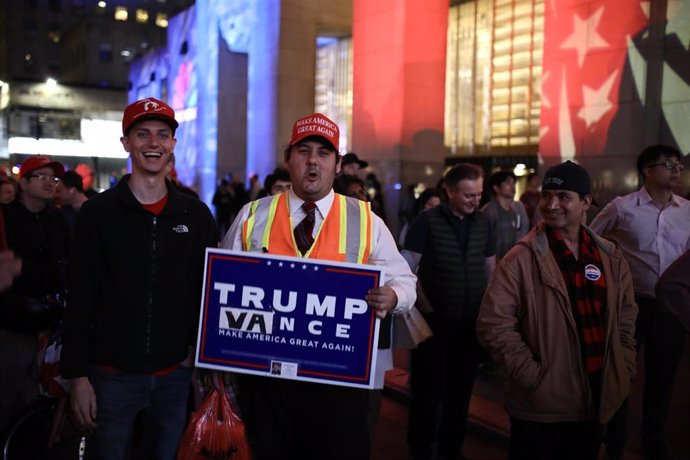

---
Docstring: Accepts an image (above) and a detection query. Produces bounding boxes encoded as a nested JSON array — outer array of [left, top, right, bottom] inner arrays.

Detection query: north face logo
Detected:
[[172, 224, 189, 233]]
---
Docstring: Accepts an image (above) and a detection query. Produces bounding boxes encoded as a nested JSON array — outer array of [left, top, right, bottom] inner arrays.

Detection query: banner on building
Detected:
[[195, 248, 383, 389]]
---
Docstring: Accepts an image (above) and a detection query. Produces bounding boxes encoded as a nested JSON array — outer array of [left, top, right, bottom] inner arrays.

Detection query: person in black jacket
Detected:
[[1, 155, 68, 432], [401, 163, 495, 460], [62, 97, 217, 460]]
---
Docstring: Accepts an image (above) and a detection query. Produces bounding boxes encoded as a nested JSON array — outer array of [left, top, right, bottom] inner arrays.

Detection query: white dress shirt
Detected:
[[222, 188, 417, 388], [590, 186, 690, 298]]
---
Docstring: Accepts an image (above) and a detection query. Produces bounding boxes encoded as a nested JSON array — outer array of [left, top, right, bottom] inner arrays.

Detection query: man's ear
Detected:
[[582, 195, 592, 212], [120, 136, 130, 153]]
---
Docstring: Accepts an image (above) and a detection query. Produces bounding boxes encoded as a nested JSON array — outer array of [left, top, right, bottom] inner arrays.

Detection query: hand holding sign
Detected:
[[365, 286, 398, 319]]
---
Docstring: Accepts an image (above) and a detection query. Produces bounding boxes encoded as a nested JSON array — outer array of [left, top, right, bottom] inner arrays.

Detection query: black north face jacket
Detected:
[[62, 175, 217, 377]]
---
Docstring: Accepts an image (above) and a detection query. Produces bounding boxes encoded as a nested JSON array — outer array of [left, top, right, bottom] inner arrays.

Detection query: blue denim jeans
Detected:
[[90, 365, 193, 460]]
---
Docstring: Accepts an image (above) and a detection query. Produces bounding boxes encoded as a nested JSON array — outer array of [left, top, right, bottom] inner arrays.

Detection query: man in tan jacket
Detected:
[[477, 161, 637, 460]]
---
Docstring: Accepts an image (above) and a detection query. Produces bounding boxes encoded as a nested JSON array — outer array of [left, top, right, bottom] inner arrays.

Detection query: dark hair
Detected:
[[264, 168, 291, 192], [333, 174, 365, 196], [284, 136, 340, 161], [443, 163, 484, 189], [411, 188, 442, 219], [637, 144, 681, 176], [62, 170, 84, 193], [526, 172, 540, 182], [488, 171, 516, 194]]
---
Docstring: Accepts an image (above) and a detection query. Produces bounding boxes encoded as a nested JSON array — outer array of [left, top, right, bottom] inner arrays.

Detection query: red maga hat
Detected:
[[289, 113, 339, 152], [19, 155, 65, 179], [122, 97, 178, 135]]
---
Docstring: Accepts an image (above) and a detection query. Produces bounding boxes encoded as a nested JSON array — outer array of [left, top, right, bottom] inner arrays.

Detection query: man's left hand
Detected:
[[366, 286, 398, 319]]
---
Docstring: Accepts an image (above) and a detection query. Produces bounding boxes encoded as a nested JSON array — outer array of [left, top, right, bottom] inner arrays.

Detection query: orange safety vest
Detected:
[[241, 192, 373, 264]]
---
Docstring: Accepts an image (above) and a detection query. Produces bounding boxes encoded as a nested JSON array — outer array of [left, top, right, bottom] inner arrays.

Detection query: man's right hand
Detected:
[[70, 377, 98, 429]]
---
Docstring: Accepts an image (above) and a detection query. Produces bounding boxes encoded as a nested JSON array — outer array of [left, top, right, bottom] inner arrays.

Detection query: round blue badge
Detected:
[[584, 264, 601, 281]]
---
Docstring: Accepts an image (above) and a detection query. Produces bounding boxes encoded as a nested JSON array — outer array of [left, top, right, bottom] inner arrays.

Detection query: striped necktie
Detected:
[[294, 202, 316, 255]]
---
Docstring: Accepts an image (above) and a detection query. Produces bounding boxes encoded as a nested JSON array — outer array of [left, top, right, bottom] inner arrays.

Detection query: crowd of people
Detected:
[[0, 97, 688, 460]]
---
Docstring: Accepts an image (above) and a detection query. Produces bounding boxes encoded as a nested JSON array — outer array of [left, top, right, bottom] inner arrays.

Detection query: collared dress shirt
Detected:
[[222, 188, 417, 388], [590, 186, 690, 298]]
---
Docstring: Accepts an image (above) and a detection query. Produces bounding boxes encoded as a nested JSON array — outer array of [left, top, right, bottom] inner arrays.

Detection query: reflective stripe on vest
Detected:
[[242, 192, 372, 264]]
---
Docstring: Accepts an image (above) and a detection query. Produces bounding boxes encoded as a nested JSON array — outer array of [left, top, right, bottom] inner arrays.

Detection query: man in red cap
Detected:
[[220, 112, 416, 459], [62, 97, 217, 459], [1, 155, 69, 431]]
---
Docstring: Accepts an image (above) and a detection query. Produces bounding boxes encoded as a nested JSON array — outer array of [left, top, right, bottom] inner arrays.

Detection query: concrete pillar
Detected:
[[352, 0, 448, 235], [246, 0, 352, 181]]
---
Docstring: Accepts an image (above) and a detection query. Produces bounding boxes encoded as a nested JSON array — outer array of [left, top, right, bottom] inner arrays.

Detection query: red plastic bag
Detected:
[[37, 326, 68, 398], [177, 387, 251, 460]]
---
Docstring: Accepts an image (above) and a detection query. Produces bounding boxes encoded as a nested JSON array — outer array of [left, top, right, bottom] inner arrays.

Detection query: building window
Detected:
[[155, 12, 168, 28], [445, 0, 544, 156], [99, 43, 113, 63], [114, 6, 128, 21], [135, 9, 149, 23], [24, 53, 35, 72], [47, 23, 61, 43], [49, 0, 61, 13], [315, 36, 353, 154]]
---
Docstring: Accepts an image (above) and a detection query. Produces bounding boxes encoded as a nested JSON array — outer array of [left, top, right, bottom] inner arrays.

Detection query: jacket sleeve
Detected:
[[62, 204, 100, 379], [617, 250, 638, 377], [476, 255, 543, 392]]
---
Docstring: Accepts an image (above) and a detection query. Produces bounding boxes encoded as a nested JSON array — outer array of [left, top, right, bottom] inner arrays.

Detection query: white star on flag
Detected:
[[561, 6, 609, 67], [578, 70, 619, 128]]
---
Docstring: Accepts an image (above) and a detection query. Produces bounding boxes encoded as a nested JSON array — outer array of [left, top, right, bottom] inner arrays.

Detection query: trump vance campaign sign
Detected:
[[195, 248, 383, 389]]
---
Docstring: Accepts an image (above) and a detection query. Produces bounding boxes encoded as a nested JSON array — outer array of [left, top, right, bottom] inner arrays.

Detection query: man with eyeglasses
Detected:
[[0, 155, 69, 432], [590, 144, 690, 460]]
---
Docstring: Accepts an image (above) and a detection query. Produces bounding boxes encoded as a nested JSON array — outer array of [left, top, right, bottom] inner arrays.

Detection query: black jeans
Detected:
[[509, 417, 601, 460], [237, 375, 370, 460], [605, 296, 686, 455], [407, 315, 480, 459]]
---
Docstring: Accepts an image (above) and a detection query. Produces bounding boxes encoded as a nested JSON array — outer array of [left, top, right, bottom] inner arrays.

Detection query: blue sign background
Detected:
[[196, 248, 383, 388]]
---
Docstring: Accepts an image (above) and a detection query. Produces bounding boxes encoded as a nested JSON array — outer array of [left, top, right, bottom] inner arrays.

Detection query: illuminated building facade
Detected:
[[125, 0, 688, 221]]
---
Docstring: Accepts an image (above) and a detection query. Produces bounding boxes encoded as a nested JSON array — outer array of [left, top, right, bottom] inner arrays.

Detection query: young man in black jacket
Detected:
[[62, 97, 217, 460]]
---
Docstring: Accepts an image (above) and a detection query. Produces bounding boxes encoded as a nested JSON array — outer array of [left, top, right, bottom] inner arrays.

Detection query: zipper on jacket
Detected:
[[145, 215, 157, 369]]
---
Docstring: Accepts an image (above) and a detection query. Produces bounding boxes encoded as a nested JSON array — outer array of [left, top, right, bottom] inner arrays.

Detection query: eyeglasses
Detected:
[[27, 173, 61, 185], [648, 160, 684, 172]]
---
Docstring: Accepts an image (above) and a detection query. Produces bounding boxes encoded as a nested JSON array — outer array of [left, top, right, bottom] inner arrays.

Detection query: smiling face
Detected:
[[446, 178, 483, 215], [284, 139, 340, 201], [540, 189, 591, 233], [120, 119, 176, 178]]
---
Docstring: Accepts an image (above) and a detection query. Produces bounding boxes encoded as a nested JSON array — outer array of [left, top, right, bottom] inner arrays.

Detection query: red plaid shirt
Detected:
[[547, 226, 607, 381]]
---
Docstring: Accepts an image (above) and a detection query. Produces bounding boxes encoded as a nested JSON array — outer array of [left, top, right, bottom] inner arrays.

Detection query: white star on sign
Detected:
[[278, 261, 284, 267], [302, 264, 307, 270], [267, 260, 272, 266], [577, 70, 618, 128], [313, 266, 319, 271], [561, 6, 609, 67], [290, 263, 295, 269]]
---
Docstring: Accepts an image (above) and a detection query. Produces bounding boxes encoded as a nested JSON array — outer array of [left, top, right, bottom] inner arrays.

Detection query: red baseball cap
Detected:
[[19, 155, 65, 179], [122, 97, 179, 135], [289, 113, 339, 152]]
